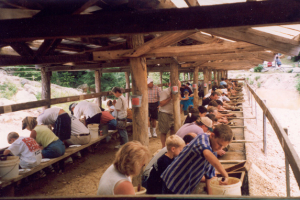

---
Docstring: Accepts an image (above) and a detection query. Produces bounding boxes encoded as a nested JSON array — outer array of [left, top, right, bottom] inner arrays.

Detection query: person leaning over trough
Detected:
[[111, 87, 128, 149], [3, 132, 42, 169], [65, 114, 91, 146], [22, 117, 65, 158], [161, 124, 233, 194], [147, 135, 185, 194], [97, 141, 151, 195], [147, 77, 161, 138], [158, 81, 181, 148], [142, 133, 197, 190], [37, 107, 71, 143], [69, 101, 102, 127]]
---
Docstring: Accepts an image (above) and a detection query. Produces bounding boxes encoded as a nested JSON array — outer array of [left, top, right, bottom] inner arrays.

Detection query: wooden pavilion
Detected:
[[1, 0, 300, 197]]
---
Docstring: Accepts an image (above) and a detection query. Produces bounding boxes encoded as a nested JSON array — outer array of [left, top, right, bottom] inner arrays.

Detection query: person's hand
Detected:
[[217, 149, 226, 156], [219, 177, 229, 185]]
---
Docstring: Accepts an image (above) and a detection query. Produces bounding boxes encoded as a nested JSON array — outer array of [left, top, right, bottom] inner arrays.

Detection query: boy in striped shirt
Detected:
[[161, 124, 232, 194]]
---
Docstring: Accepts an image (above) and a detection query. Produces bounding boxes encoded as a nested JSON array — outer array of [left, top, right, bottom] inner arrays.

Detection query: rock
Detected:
[[23, 84, 40, 95], [20, 79, 29, 86], [292, 68, 300, 73], [0, 98, 16, 106], [15, 90, 37, 103]]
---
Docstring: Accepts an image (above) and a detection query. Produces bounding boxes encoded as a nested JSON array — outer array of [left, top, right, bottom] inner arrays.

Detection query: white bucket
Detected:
[[88, 124, 99, 139], [134, 186, 147, 195], [210, 177, 242, 196], [0, 156, 20, 180]]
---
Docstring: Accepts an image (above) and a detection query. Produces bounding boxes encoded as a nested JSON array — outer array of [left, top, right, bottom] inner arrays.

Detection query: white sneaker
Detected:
[[64, 157, 73, 164], [75, 152, 81, 158], [148, 131, 152, 138], [152, 131, 157, 138], [114, 145, 123, 149]]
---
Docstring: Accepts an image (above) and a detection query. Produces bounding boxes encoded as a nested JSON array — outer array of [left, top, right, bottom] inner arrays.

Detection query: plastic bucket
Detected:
[[0, 156, 20, 180], [88, 124, 99, 139], [210, 177, 241, 196], [134, 186, 147, 195]]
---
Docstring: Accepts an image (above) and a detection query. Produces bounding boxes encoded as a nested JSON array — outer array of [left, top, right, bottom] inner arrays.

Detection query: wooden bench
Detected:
[[0, 122, 132, 196]]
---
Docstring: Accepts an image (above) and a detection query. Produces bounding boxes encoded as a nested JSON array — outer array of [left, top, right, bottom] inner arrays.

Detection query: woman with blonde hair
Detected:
[[97, 141, 151, 195], [22, 117, 65, 158]]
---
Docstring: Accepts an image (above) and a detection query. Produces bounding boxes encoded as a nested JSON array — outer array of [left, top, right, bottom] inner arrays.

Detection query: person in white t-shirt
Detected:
[[37, 107, 71, 142], [69, 101, 102, 126], [65, 115, 91, 145], [111, 87, 128, 149], [3, 132, 42, 169], [158, 81, 181, 148]]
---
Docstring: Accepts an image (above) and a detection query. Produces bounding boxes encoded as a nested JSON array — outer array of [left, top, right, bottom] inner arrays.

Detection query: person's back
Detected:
[[97, 164, 131, 195], [176, 123, 204, 138], [4, 132, 42, 169], [147, 135, 185, 194], [74, 101, 101, 119]]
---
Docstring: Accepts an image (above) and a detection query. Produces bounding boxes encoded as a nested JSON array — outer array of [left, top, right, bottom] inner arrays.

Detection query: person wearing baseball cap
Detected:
[[147, 77, 161, 138]]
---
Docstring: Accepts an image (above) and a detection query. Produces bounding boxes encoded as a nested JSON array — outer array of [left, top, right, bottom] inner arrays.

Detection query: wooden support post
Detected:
[[208, 69, 212, 90], [95, 70, 101, 107], [160, 71, 163, 90], [213, 70, 217, 85], [41, 66, 51, 110], [203, 67, 209, 96], [263, 99, 267, 155], [125, 72, 130, 107], [284, 128, 290, 197], [170, 62, 181, 133], [193, 67, 199, 107], [183, 73, 186, 81], [217, 70, 221, 84], [128, 35, 149, 146], [188, 72, 191, 81]]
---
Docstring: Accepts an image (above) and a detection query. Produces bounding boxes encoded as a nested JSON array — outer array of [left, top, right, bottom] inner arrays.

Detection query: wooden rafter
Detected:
[[123, 31, 197, 57], [93, 42, 264, 61], [204, 27, 300, 56], [184, 0, 200, 7], [189, 32, 226, 44], [1, 1, 300, 42], [9, 42, 34, 56], [177, 51, 272, 62]]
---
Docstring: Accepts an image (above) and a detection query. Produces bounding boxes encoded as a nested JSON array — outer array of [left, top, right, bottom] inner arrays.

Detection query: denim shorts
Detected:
[[42, 139, 65, 158]]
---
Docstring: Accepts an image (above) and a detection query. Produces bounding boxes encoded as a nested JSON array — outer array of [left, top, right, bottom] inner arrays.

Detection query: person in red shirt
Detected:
[[100, 110, 117, 130]]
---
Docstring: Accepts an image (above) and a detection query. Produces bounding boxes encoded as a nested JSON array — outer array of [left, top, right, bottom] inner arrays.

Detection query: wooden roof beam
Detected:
[[10, 42, 34, 56], [93, 41, 264, 61], [177, 51, 267, 62], [184, 0, 200, 7], [189, 32, 226, 44], [204, 27, 300, 56], [123, 31, 197, 57], [1, 1, 300, 42]]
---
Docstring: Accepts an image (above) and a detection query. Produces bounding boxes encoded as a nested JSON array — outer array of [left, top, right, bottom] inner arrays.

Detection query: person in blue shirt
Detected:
[[161, 124, 233, 194], [180, 91, 194, 115], [220, 78, 227, 86]]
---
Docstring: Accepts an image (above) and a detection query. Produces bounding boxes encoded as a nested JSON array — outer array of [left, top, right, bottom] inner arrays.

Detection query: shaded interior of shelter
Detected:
[[0, 0, 300, 198]]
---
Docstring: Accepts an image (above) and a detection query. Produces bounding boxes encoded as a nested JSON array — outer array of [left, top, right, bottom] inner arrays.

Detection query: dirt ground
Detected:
[[2, 71, 300, 197], [15, 132, 162, 197]]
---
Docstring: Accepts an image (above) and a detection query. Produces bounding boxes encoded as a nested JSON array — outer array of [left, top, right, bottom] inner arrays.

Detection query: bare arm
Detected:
[[30, 130, 37, 139], [160, 96, 172, 107], [3, 149, 11, 156], [203, 149, 228, 184], [114, 180, 135, 195]]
